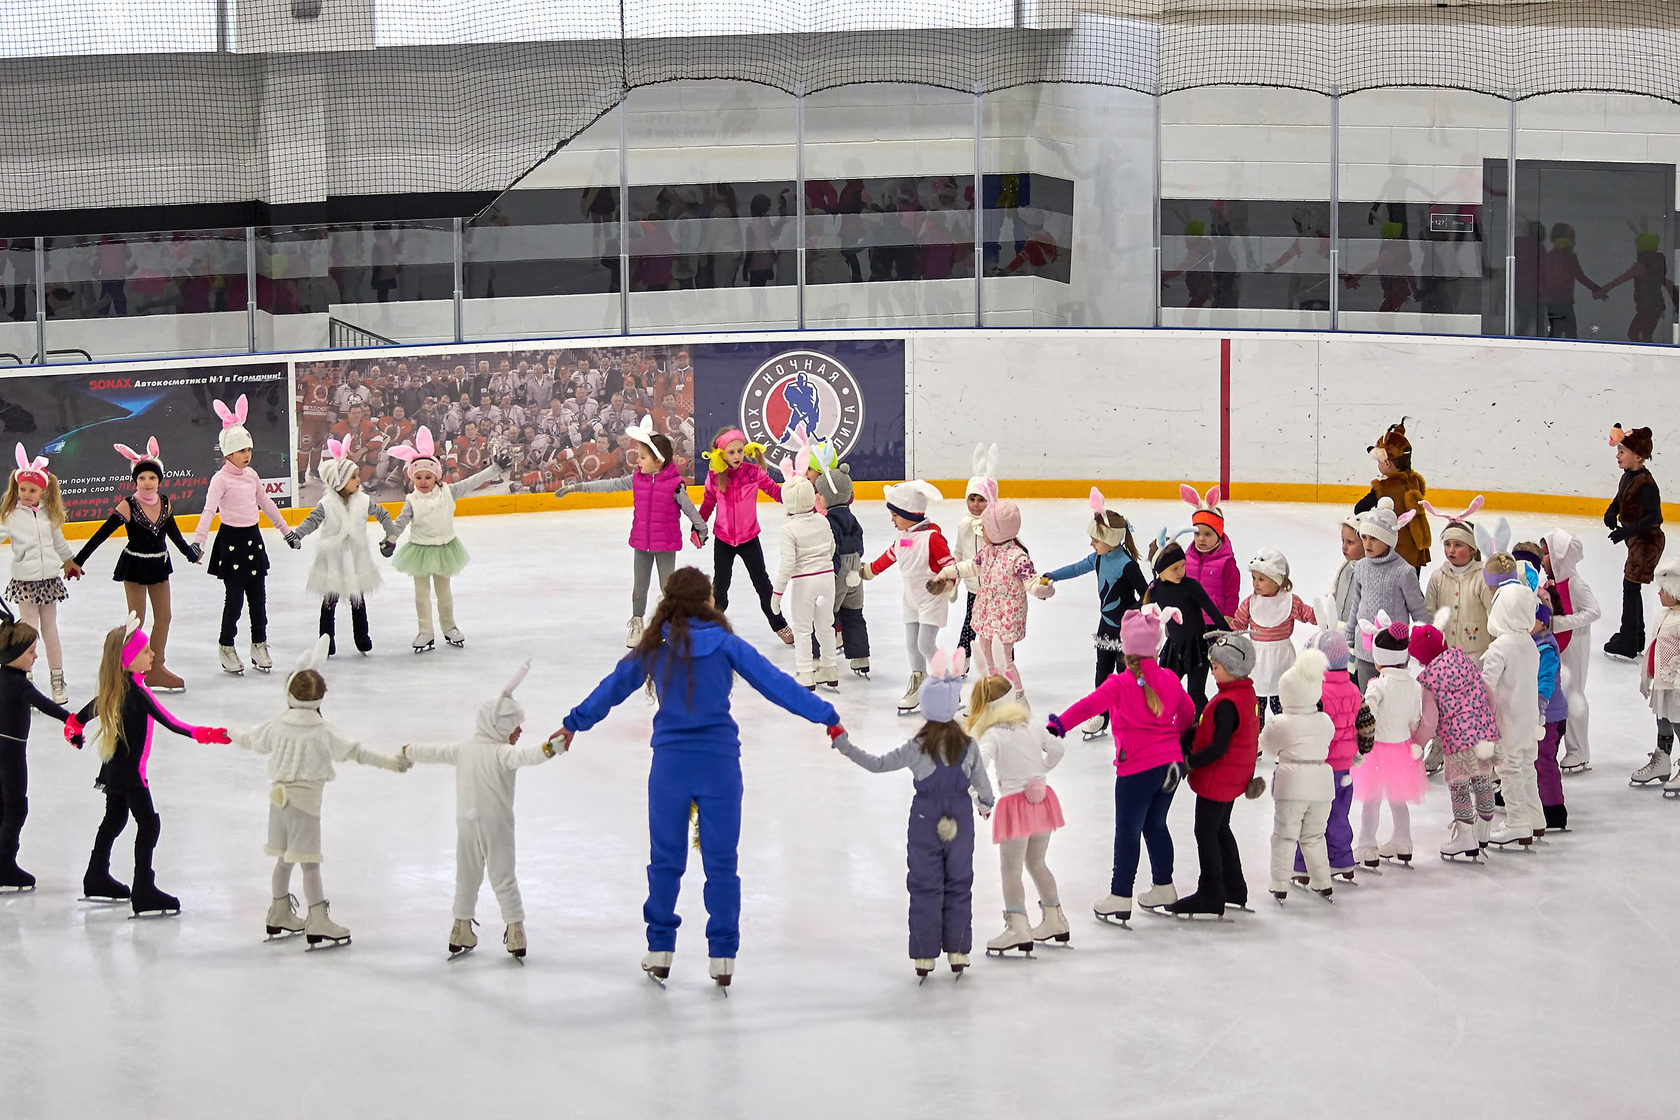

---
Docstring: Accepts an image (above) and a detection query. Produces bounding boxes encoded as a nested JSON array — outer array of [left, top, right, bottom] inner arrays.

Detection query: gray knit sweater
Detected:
[[1342, 548, 1428, 665]]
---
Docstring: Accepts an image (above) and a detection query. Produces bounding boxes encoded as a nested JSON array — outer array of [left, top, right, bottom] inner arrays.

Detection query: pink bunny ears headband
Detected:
[[113, 437, 163, 477], [11, 444, 49, 489], [387, 426, 442, 479], [212, 394, 248, 430], [1417, 495, 1483, 527], [212, 395, 253, 456], [1180, 483, 1224, 535], [784, 425, 833, 486], [1087, 487, 1127, 548], [324, 433, 354, 461], [1359, 610, 1412, 665]]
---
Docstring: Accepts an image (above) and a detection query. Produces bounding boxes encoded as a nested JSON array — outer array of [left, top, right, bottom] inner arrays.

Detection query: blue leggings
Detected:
[[1112, 764, 1176, 897], [644, 750, 743, 958]]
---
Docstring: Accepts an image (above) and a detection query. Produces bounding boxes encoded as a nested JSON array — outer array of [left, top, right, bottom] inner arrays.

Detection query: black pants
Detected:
[[836, 605, 869, 661], [90, 784, 160, 882], [713, 537, 787, 632], [0, 743, 26, 867], [1621, 578, 1647, 645], [1191, 795, 1246, 907], [958, 591, 977, 659], [1184, 661, 1210, 718], [218, 576, 268, 645], [320, 595, 371, 653], [1255, 694, 1282, 730], [1089, 619, 1123, 731]]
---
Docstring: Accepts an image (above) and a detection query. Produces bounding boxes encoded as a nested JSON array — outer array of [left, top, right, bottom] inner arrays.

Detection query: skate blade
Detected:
[[1032, 934, 1073, 945], [1170, 909, 1229, 921], [446, 639, 465, 648], [1289, 882, 1335, 902], [1081, 730, 1111, 742], [447, 945, 477, 960], [221, 668, 245, 676], [251, 665, 272, 674], [78, 896, 129, 904], [1093, 913, 1131, 928], [305, 936, 351, 950], [1227, 904, 1255, 913], [1380, 855, 1415, 868], [984, 944, 1035, 957], [0, 884, 36, 894], [643, 967, 669, 987], [1439, 851, 1483, 862], [1630, 777, 1666, 787], [916, 972, 930, 984], [1560, 765, 1591, 774], [1358, 862, 1383, 875], [264, 928, 304, 941], [413, 645, 435, 654], [129, 909, 180, 919]]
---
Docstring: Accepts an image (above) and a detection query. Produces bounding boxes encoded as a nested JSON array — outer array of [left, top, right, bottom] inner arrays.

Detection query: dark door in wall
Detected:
[[1484, 159, 1676, 342]]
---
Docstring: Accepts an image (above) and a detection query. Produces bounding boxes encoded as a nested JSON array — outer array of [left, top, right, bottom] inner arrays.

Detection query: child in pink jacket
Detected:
[[697, 427, 790, 642], [1182, 484, 1239, 623], [1047, 605, 1195, 926], [193, 396, 297, 676]]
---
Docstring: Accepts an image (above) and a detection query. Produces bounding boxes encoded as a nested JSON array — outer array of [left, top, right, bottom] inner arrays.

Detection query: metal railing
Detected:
[[327, 317, 398, 350]]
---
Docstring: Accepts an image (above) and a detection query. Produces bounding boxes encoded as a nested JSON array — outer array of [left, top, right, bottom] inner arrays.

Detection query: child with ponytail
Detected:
[[555, 416, 709, 648], [696, 428, 791, 643], [71, 615, 229, 914], [831, 649, 995, 980], [1, 443, 83, 703], [74, 439, 201, 692]]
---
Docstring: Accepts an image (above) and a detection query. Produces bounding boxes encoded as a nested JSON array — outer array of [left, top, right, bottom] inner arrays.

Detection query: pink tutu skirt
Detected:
[[1352, 740, 1428, 805], [991, 784, 1065, 843]]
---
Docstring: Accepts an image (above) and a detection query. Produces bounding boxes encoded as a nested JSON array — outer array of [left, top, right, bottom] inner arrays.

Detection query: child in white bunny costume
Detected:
[[387, 425, 509, 652], [225, 635, 412, 948], [771, 430, 839, 689], [73, 438, 201, 692], [553, 416, 708, 648], [1, 444, 82, 703], [193, 395, 300, 677], [403, 660, 560, 959], [292, 435, 400, 656]]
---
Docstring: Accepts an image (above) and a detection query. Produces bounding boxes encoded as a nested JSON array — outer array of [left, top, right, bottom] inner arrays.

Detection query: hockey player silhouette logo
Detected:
[[739, 349, 864, 462]]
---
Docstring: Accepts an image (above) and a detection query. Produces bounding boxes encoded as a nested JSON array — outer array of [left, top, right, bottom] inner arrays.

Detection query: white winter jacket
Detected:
[[404, 734, 550, 826], [1260, 710, 1335, 801], [773, 509, 837, 593], [1365, 666, 1423, 745], [1482, 586, 1541, 748], [952, 512, 985, 593], [969, 700, 1064, 797], [230, 708, 399, 784], [1, 505, 74, 581]]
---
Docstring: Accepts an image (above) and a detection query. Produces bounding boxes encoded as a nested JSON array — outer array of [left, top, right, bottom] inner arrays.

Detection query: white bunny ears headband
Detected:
[[1087, 487, 1126, 548], [624, 415, 664, 462], [387, 426, 442, 479], [11, 444, 49, 488], [785, 425, 833, 486]]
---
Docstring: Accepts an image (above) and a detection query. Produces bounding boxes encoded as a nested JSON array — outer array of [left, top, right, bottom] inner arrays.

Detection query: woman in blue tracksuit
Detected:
[[555, 566, 839, 989], [1035, 496, 1147, 739]]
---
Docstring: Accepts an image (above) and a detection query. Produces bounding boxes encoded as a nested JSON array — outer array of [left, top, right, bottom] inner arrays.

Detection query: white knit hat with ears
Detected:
[[1248, 549, 1289, 587], [285, 635, 331, 710], [1357, 496, 1413, 549], [884, 480, 944, 520], [318, 434, 358, 493], [477, 660, 531, 742], [212, 394, 253, 456], [965, 443, 998, 501], [1658, 560, 1680, 602]]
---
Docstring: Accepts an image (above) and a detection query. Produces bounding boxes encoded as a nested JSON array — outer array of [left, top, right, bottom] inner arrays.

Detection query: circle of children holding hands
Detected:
[[1, 412, 1672, 991]]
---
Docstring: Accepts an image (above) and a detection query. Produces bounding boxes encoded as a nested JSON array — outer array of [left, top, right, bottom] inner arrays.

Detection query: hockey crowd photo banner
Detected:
[[690, 340, 907, 481], [0, 360, 291, 522]]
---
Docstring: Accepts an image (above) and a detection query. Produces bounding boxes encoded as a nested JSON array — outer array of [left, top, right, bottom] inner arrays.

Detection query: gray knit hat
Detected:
[[1204, 630, 1256, 679]]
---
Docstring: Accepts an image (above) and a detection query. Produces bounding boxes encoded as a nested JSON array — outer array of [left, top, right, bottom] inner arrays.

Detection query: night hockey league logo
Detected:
[[739, 349, 865, 460]]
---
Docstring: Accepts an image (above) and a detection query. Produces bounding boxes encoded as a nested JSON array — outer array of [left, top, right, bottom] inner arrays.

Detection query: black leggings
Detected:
[[1190, 795, 1246, 907], [218, 576, 268, 646], [1089, 620, 1123, 731], [713, 537, 788, 632], [320, 595, 371, 651], [0, 743, 26, 865], [90, 785, 160, 881], [1184, 661, 1209, 717]]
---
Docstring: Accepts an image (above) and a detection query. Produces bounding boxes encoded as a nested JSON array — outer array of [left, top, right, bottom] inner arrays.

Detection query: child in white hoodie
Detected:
[[1482, 584, 1545, 845], [403, 661, 560, 959], [967, 675, 1066, 954], [1261, 649, 1336, 900], [771, 445, 839, 690]]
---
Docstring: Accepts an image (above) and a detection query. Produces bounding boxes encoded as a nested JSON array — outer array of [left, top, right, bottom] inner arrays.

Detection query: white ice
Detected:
[[2, 497, 1675, 1118]]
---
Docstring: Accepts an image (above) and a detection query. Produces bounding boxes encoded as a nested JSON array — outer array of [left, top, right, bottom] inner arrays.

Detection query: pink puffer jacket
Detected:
[[699, 462, 782, 546], [630, 462, 687, 553], [1186, 534, 1240, 619], [1055, 659, 1195, 777]]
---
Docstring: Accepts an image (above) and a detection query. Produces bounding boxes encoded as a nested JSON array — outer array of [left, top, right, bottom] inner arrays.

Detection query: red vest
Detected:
[[1551, 578, 1574, 652], [1188, 677, 1260, 802]]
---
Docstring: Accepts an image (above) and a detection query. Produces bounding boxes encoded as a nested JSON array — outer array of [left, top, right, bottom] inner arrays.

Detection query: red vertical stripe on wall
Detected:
[[1220, 337, 1231, 500]]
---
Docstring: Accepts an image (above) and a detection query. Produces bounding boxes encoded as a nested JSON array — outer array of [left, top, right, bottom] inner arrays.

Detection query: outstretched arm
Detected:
[[726, 635, 839, 725], [830, 732, 918, 773], [401, 742, 462, 765], [73, 513, 125, 569], [449, 464, 505, 500], [562, 656, 650, 734]]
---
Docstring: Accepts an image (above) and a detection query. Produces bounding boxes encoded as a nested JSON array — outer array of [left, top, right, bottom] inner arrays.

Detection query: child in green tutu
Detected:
[[387, 426, 509, 653]]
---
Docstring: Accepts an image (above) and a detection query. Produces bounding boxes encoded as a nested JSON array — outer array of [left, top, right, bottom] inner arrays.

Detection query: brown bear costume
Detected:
[[1354, 421, 1431, 569], [1604, 424, 1665, 658]]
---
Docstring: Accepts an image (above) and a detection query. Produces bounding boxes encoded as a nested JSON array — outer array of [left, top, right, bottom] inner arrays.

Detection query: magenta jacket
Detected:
[[1055, 659, 1195, 777], [631, 462, 687, 553], [698, 462, 781, 547], [1186, 535, 1240, 619], [1320, 669, 1364, 771]]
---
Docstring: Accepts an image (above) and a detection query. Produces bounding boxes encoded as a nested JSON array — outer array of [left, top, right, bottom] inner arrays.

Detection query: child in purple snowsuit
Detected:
[[830, 648, 995, 980]]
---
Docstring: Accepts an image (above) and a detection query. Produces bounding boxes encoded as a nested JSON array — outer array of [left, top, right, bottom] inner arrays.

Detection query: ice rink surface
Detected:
[[1, 497, 1674, 1118]]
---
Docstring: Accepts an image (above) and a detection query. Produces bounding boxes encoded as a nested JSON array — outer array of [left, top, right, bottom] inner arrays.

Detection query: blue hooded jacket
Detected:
[[563, 622, 838, 756]]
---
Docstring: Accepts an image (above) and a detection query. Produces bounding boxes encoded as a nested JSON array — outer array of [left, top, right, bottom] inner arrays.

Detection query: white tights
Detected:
[[272, 858, 324, 906], [974, 635, 1022, 694], [998, 833, 1059, 913], [1356, 798, 1412, 851], [19, 600, 61, 671], [905, 622, 940, 673]]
